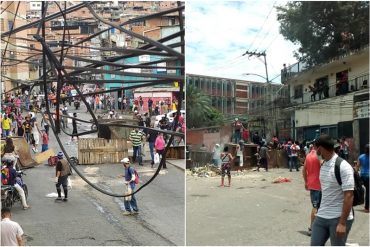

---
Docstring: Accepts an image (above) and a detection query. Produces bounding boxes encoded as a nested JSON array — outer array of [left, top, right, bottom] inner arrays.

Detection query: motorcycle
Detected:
[[74, 100, 80, 110], [1, 171, 28, 209]]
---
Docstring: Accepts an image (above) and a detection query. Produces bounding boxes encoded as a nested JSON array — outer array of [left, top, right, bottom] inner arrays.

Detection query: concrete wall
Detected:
[[186, 125, 233, 151], [295, 94, 354, 127]]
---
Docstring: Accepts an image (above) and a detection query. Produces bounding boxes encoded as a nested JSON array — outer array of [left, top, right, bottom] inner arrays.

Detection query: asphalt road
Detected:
[[186, 169, 369, 246], [9, 107, 185, 246]]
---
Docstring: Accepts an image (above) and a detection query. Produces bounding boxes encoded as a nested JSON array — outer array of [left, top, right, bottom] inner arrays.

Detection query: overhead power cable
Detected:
[[1, 1, 20, 68], [2, 1, 185, 199], [245, 1, 276, 53]]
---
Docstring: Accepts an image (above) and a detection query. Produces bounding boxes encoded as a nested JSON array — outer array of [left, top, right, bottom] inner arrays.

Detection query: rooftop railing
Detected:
[[287, 73, 368, 107], [281, 45, 369, 83]]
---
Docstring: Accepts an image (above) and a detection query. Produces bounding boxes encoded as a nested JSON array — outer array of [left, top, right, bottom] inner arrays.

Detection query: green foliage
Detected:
[[205, 107, 225, 126], [276, 1, 369, 66], [186, 84, 224, 128]]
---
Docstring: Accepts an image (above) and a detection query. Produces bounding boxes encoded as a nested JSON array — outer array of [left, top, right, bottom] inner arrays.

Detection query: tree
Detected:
[[186, 84, 224, 128], [276, 1, 369, 66]]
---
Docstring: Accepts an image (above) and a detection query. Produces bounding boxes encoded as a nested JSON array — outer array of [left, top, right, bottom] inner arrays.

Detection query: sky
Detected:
[[185, 0, 301, 83]]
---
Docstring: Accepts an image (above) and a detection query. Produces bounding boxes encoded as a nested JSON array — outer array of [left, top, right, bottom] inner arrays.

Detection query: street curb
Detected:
[[167, 160, 185, 171]]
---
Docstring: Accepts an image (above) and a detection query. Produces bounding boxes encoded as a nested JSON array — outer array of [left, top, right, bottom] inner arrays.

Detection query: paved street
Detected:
[[9, 107, 185, 246], [186, 169, 369, 246]]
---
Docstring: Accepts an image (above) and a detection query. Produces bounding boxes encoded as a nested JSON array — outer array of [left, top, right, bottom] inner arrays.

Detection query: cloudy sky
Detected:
[[186, 0, 300, 83]]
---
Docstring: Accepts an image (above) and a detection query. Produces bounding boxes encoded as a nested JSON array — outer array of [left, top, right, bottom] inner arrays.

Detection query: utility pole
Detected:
[[242, 51, 269, 83], [243, 50, 273, 139]]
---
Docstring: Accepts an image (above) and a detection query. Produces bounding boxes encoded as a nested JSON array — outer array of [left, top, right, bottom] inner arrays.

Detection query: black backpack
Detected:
[[334, 156, 365, 207]]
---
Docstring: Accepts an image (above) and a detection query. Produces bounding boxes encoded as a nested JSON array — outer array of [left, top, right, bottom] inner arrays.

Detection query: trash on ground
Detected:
[[46, 192, 64, 198], [190, 166, 221, 177], [272, 177, 291, 183]]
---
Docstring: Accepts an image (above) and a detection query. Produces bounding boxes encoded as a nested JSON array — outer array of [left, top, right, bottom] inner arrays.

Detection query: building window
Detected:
[[294, 85, 303, 99], [320, 126, 337, 139]]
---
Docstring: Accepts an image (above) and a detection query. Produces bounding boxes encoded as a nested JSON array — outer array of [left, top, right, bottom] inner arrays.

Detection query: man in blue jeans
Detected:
[[129, 127, 145, 166], [311, 135, 354, 246], [121, 158, 139, 216]]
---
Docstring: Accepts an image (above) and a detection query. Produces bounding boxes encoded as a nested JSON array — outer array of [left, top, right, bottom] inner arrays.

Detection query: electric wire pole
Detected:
[[242, 51, 269, 83], [243, 50, 273, 139]]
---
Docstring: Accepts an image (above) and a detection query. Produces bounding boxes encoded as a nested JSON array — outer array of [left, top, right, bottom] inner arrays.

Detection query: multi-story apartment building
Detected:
[[283, 45, 369, 159], [1, 2, 30, 92], [186, 74, 236, 117], [186, 74, 288, 139], [1, 1, 181, 95]]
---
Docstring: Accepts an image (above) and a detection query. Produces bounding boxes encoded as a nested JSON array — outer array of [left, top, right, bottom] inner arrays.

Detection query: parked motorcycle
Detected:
[[1, 171, 28, 209]]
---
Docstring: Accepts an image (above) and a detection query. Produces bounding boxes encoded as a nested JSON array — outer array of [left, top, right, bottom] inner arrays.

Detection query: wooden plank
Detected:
[[78, 138, 129, 165], [34, 149, 55, 164]]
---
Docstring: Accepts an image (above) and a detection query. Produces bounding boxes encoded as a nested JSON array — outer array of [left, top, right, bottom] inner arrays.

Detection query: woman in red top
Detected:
[[155, 133, 166, 169]]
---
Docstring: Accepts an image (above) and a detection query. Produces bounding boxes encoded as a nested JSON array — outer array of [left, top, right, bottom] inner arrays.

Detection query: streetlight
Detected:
[[242, 73, 269, 83], [242, 73, 282, 83]]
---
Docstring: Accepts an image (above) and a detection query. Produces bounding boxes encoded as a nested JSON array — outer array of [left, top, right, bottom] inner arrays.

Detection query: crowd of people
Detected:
[[130, 107, 185, 169], [209, 129, 369, 246], [83, 94, 179, 117]]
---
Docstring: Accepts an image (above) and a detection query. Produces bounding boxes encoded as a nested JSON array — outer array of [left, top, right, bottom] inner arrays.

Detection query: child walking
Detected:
[[41, 129, 49, 152]]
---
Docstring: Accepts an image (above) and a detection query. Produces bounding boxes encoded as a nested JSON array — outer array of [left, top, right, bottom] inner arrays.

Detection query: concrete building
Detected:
[[1, 2, 30, 92], [186, 73, 288, 140], [186, 74, 236, 117], [283, 45, 369, 159], [1, 1, 181, 95]]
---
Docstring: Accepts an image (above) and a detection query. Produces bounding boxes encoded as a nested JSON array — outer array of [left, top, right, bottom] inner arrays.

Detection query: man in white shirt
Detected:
[[311, 134, 354, 246], [1, 207, 24, 246]]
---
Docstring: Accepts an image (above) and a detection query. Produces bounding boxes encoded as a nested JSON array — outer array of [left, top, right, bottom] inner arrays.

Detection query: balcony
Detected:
[[282, 45, 369, 83], [287, 73, 368, 107]]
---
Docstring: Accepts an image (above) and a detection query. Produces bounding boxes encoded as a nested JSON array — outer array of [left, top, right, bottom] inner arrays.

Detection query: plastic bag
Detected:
[[124, 184, 132, 201], [67, 177, 72, 190], [154, 153, 160, 164]]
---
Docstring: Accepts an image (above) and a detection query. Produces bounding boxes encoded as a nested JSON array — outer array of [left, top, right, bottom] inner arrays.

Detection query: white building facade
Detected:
[[284, 46, 369, 160]]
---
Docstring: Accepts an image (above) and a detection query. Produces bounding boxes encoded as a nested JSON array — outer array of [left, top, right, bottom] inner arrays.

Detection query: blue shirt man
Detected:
[[121, 158, 139, 216]]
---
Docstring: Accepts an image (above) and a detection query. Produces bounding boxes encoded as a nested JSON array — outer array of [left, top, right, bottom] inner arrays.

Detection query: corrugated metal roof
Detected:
[[134, 86, 179, 92]]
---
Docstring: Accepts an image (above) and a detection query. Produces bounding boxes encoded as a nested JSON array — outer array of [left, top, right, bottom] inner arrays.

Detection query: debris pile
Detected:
[[272, 177, 292, 183], [189, 166, 221, 177]]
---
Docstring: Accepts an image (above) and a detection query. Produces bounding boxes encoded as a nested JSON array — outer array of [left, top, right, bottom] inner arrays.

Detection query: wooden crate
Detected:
[[78, 138, 128, 165]]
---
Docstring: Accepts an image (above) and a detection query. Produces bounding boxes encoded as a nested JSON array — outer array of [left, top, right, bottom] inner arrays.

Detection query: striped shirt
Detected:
[[129, 130, 145, 147], [317, 154, 354, 220]]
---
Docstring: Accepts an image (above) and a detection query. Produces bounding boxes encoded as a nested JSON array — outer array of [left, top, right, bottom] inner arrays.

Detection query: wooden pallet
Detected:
[[78, 138, 128, 165]]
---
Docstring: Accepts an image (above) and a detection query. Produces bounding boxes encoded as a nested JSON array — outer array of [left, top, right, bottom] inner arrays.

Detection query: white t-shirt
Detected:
[[1, 218, 24, 246], [291, 144, 300, 157], [317, 154, 354, 220]]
